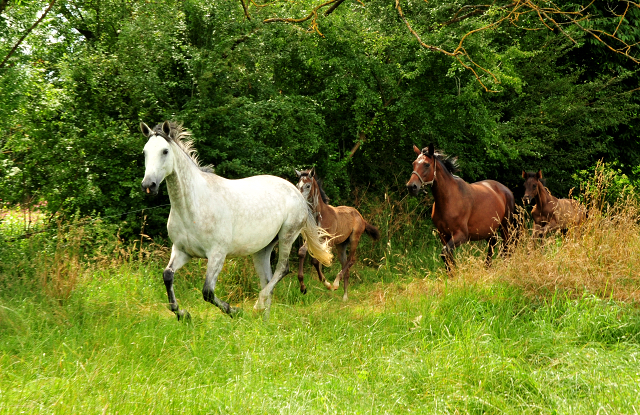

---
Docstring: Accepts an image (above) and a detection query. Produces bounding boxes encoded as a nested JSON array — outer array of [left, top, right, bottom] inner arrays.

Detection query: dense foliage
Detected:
[[1, 0, 639, 236]]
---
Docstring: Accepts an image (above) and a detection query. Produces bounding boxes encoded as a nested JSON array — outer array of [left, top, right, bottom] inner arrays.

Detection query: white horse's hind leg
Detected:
[[164, 246, 191, 321], [253, 239, 277, 289], [202, 253, 238, 317], [254, 231, 297, 312]]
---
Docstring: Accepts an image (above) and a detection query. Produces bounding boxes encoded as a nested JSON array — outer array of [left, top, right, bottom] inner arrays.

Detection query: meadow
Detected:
[[2, 172, 640, 414]]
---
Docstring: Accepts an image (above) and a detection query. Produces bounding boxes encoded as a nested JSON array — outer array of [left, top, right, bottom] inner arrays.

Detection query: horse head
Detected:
[[141, 121, 175, 195], [296, 168, 315, 200], [407, 143, 436, 196], [522, 169, 543, 205]]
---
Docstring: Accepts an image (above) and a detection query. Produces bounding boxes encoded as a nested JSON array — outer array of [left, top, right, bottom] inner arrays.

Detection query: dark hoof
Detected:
[[229, 307, 243, 318], [300, 287, 307, 295], [176, 309, 191, 322]]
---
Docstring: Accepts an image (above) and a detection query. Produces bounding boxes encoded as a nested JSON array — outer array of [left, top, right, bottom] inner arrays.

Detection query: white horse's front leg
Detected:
[[202, 253, 239, 317], [164, 246, 191, 321]]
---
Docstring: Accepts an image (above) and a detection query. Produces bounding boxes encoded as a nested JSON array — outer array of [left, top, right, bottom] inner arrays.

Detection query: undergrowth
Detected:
[[2, 166, 640, 413]]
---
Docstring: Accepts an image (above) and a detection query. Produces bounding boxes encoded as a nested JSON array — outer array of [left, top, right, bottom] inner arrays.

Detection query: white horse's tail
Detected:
[[300, 210, 333, 266]]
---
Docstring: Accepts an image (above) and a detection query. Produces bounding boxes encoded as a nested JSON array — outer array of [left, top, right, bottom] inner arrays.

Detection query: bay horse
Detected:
[[522, 170, 586, 237], [140, 121, 332, 319], [295, 169, 380, 301], [406, 144, 515, 268]]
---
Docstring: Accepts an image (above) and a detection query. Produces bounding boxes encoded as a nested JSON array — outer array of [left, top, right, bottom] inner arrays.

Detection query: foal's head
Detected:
[[295, 168, 330, 204], [295, 168, 317, 201], [522, 170, 545, 205], [407, 143, 436, 196]]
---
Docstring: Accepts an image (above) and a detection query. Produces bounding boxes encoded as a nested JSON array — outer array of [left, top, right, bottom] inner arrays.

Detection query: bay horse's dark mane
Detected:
[[152, 121, 214, 174], [300, 170, 330, 203], [422, 148, 461, 175]]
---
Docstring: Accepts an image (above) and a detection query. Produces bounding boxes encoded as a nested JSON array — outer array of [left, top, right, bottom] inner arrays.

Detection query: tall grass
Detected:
[[2, 170, 640, 413], [454, 161, 640, 301]]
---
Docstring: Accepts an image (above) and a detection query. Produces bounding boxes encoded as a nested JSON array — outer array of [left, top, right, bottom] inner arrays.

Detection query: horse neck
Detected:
[[535, 183, 554, 208], [311, 180, 330, 217], [431, 159, 459, 203], [164, 144, 211, 214]]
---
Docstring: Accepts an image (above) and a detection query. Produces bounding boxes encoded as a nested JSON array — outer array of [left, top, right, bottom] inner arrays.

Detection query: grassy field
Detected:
[[2, 179, 640, 414]]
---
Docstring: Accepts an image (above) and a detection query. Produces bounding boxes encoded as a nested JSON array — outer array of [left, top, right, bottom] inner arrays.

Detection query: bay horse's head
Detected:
[[140, 121, 176, 195], [522, 169, 544, 205], [407, 143, 436, 196]]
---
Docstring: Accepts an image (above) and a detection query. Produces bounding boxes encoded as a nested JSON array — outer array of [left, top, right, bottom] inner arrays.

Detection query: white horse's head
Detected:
[[141, 121, 175, 195]]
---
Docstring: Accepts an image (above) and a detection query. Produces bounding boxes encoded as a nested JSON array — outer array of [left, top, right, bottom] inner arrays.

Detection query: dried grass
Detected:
[[457, 162, 640, 302]]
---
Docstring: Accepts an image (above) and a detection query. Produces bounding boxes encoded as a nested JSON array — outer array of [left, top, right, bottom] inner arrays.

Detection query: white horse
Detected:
[[140, 121, 332, 318]]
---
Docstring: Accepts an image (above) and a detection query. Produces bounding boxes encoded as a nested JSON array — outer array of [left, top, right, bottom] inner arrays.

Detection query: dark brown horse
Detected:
[[295, 169, 380, 301], [406, 144, 515, 268], [522, 170, 586, 237]]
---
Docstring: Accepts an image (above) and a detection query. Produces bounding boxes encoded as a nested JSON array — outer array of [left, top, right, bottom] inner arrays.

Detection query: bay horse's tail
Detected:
[[300, 210, 333, 266], [504, 188, 519, 248], [364, 221, 381, 241]]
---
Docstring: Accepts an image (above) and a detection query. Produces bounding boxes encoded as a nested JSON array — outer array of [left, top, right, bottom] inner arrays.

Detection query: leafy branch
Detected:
[[397, 0, 640, 91], [251, 0, 640, 91], [0, 0, 57, 70]]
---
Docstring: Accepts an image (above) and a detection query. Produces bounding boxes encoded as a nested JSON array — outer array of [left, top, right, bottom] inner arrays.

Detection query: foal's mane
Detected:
[[423, 148, 461, 175], [300, 170, 330, 203], [153, 122, 214, 173]]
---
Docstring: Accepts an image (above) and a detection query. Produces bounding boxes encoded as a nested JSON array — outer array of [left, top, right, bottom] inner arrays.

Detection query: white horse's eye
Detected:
[[162, 149, 169, 155]]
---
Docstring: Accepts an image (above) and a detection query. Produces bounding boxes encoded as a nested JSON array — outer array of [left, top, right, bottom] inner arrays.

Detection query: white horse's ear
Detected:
[[162, 121, 171, 138], [310, 167, 315, 178], [295, 169, 302, 177], [140, 122, 152, 137]]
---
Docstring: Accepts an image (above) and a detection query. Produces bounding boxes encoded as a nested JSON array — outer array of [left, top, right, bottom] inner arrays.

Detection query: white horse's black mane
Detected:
[[153, 122, 214, 173]]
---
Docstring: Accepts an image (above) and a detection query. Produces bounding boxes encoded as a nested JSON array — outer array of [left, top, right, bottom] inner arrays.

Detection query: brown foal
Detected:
[[522, 170, 586, 237], [406, 144, 515, 268], [295, 169, 380, 301]]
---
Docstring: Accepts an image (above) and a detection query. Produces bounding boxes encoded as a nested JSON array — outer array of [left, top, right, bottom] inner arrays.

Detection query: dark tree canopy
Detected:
[[1, 0, 639, 236]]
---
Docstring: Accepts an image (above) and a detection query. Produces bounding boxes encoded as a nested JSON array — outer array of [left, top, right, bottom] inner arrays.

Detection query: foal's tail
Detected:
[[364, 221, 381, 241], [301, 211, 333, 267]]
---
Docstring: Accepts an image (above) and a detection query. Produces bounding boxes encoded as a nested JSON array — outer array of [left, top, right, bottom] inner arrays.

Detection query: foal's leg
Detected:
[[311, 257, 332, 290], [297, 243, 308, 294], [164, 246, 191, 321], [336, 234, 361, 301], [331, 242, 349, 291], [202, 253, 239, 317]]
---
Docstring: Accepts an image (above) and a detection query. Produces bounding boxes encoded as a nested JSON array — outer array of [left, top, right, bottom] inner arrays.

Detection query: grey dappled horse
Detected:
[[140, 121, 332, 319]]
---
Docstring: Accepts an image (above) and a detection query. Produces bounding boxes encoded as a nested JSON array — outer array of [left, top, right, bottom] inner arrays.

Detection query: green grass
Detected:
[[2, 256, 640, 414], [3, 190, 640, 414]]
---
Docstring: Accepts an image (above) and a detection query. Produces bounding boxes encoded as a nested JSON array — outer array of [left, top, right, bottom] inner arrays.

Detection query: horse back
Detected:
[[320, 205, 366, 245]]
